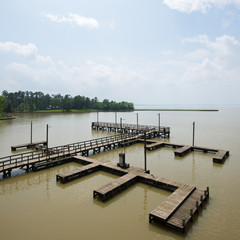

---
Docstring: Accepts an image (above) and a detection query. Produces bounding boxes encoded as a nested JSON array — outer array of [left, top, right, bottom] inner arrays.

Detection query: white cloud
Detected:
[[2, 50, 146, 101], [45, 13, 99, 28], [1, 36, 240, 104], [182, 34, 240, 87], [183, 34, 240, 55], [163, 0, 240, 13], [0, 41, 37, 56]]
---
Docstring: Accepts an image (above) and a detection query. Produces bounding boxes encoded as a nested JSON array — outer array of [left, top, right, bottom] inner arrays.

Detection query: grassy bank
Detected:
[[34, 109, 98, 113], [135, 109, 219, 112], [34, 109, 135, 113], [0, 116, 16, 120]]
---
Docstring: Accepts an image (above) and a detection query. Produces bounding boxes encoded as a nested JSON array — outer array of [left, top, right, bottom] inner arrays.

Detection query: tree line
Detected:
[[0, 90, 134, 114]]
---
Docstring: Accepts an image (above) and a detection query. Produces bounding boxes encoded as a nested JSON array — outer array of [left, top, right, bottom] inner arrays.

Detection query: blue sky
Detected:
[[1, 0, 240, 104]]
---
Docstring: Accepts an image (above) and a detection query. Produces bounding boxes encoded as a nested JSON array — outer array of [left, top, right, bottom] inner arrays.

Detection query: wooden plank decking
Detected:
[[55, 155, 209, 232], [56, 162, 101, 183], [149, 186, 195, 222], [11, 141, 47, 151], [146, 141, 229, 163], [174, 145, 192, 157], [93, 173, 138, 201]]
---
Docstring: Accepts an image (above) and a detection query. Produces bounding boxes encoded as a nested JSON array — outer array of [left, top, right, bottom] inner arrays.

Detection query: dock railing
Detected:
[[0, 132, 140, 172], [92, 121, 170, 133]]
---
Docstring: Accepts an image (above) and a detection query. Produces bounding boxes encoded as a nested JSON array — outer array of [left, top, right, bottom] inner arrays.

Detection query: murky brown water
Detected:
[[0, 107, 240, 239]]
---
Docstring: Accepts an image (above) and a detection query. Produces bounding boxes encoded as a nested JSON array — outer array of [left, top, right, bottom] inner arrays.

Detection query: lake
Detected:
[[0, 106, 240, 239]]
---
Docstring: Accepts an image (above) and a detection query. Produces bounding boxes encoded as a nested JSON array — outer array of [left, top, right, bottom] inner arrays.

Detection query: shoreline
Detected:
[[135, 109, 219, 112]]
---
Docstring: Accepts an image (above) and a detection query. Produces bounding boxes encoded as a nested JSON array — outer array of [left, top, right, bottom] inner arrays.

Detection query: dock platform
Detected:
[[56, 162, 101, 183], [93, 173, 138, 201], [11, 141, 47, 151], [56, 155, 209, 232], [146, 141, 229, 163], [92, 121, 170, 138]]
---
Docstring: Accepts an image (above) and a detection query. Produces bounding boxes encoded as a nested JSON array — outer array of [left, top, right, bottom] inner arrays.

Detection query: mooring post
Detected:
[[190, 208, 193, 217], [115, 112, 117, 125], [97, 111, 99, 123], [196, 200, 199, 212], [144, 130, 147, 172], [120, 117, 122, 133], [182, 219, 186, 227], [158, 113, 160, 133], [30, 121, 33, 144], [136, 113, 138, 130], [192, 121, 195, 146], [46, 124, 49, 149]]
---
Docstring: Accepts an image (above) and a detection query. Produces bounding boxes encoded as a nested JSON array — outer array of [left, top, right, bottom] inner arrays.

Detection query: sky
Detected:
[[0, 0, 240, 105]]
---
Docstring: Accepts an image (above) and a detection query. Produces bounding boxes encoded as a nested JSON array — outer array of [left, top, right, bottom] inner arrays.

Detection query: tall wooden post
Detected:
[[120, 117, 122, 132], [46, 124, 49, 149], [158, 113, 160, 133], [144, 130, 147, 171], [115, 112, 117, 124], [30, 121, 32, 144], [97, 111, 99, 123], [136, 113, 138, 130], [192, 122, 195, 146]]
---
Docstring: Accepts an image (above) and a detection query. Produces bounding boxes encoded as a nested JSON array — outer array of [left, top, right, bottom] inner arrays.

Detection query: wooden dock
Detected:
[[92, 121, 170, 138], [11, 141, 47, 151], [93, 173, 138, 201], [56, 162, 101, 183], [56, 155, 209, 232], [146, 141, 229, 163], [0, 133, 143, 178]]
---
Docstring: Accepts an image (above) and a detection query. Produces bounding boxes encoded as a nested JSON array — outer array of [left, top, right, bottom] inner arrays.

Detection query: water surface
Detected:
[[0, 106, 240, 239]]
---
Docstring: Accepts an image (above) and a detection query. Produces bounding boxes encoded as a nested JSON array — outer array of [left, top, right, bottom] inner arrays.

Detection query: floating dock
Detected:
[[56, 155, 209, 232], [11, 141, 47, 151], [146, 141, 229, 163]]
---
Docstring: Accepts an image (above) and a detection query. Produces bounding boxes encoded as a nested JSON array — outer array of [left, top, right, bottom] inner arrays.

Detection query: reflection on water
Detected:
[[0, 107, 240, 239]]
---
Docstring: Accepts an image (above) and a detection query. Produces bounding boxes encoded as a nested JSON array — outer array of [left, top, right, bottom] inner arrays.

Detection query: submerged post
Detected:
[[192, 122, 195, 146]]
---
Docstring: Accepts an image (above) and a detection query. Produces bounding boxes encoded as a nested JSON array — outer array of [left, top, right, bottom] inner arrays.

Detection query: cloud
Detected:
[[1, 36, 240, 104], [183, 34, 240, 55], [182, 34, 240, 87], [163, 0, 240, 13], [0, 41, 37, 56], [2, 50, 146, 101], [45, 13, 99, 28]]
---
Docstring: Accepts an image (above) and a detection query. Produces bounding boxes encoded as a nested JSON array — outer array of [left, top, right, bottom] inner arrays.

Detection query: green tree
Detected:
[[62, 95, 73, 111], [0, 96, 6, 116]]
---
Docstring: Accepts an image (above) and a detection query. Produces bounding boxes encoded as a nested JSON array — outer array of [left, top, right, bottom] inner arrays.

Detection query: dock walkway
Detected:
[[56, 155, 209, 232], [92, 121, 170, 138], [0, 133, 143, 178]]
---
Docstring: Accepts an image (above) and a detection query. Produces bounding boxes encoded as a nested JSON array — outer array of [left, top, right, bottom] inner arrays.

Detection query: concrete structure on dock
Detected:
[[56, 155, 209, 232]]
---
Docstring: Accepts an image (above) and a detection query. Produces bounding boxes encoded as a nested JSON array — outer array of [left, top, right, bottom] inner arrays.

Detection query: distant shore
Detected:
[[0, 108, 219, 117], [135, 109, 219, 112]]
